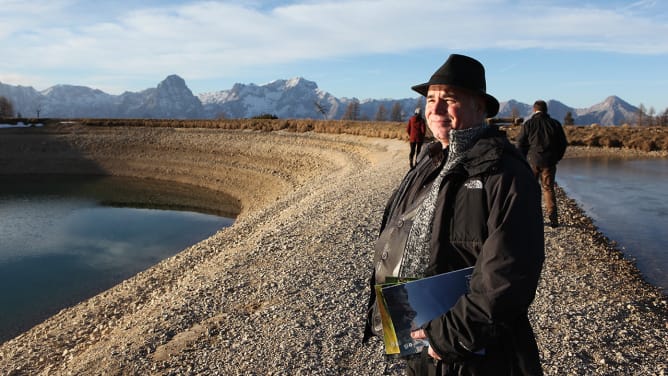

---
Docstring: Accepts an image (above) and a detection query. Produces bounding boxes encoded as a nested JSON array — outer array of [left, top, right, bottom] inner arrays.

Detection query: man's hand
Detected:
[[410, 329, 442, 360]]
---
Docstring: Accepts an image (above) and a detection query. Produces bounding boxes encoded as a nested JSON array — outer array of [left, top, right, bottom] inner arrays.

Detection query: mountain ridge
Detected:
[[0, 75, 646, 125]]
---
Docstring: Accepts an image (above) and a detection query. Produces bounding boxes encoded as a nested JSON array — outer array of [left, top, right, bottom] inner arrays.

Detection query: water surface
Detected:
[[557, 158, 667, 294], [0, 175, 234, 342]]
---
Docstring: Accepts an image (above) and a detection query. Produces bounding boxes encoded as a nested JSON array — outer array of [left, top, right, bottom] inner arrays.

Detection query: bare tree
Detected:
[[375, 104, 387, 121], [35, 100, 43, 119], [660, 108, 668, 127], [563, 111, 574, 126], [390, 102, 403, 122], [647, 107, 656, 126], [314, 100, 329, 120], [636, 104, 646, 126], [511, 106, 520, 121], [342, 99, 360, 120], [0, 96, 15, 118]]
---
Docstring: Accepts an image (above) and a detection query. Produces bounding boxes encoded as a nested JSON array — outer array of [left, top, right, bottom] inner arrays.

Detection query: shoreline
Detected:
[[0, 127, 666, 375]]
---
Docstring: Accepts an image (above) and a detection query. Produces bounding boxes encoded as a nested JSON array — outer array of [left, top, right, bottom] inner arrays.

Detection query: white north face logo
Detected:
[[464, 179, 483, 189]]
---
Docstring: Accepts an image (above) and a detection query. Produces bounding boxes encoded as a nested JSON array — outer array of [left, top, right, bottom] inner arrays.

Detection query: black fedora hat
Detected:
[[411, 54, 499, 117]]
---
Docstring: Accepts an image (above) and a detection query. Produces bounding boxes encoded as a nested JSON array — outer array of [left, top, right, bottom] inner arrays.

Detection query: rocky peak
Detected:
[[156, 75, 194, 97], [0, 76, 650, 124]]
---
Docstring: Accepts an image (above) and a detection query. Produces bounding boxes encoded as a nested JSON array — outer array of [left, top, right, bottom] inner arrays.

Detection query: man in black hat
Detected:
[[364, 54, 545, 375]]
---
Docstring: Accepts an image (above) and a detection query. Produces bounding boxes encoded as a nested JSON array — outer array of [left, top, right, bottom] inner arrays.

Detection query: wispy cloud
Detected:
[[1, 0, 666, 93]]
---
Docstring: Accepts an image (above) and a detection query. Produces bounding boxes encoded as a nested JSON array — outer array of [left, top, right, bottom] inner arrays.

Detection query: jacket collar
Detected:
[[426, 125, 507, 175], [427, 141, 447, 166]]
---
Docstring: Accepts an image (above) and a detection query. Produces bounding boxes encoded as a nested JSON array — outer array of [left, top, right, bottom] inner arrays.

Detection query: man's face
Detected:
[[425, 85, 485, 145]]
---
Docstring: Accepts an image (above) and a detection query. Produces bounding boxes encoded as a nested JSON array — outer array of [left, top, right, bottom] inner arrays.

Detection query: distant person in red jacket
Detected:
[[406, 108, 426, 168]]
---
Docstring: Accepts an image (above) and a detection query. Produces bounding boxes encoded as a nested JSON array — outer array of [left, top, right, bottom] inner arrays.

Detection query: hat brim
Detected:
[[411, 83, 499, 118]]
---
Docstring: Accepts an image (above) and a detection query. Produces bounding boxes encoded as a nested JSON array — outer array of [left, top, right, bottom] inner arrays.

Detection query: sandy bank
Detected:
[[0, 125, 344, 217], [0, 126, 665, 375]]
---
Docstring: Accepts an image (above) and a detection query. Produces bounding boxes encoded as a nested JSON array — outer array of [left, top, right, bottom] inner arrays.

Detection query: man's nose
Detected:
[[433, 97, 448, 113]]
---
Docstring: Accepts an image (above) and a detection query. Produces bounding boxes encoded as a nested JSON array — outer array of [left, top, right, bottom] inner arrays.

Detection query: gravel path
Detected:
[[0, 127, 666, 375]]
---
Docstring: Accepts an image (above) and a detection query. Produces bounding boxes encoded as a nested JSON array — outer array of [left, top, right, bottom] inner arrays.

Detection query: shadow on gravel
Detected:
[[0, 125, 107, 176]]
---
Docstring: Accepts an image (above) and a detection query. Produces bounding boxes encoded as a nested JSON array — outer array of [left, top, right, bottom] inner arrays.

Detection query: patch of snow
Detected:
[[0, 122, 43, 128]]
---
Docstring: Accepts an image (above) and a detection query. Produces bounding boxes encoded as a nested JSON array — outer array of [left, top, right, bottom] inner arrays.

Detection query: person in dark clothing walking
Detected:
[[407, 108, 427, 168], [364, 54, 545, 375], [516, 100, 568, 228]]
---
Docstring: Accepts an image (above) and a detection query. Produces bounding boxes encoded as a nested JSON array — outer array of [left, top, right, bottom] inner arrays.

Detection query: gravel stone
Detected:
[[0, 126, 665, 375]]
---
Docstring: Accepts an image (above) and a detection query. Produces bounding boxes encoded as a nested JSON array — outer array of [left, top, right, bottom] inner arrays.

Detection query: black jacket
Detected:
[[516, 112, 568, 168], [365, 126, 545, 375]]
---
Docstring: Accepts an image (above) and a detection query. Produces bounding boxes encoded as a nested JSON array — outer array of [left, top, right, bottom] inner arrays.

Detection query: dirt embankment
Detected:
[[0, 125, 344, 217], [0, 125, 401, 374], [0, 125, 665, 375]]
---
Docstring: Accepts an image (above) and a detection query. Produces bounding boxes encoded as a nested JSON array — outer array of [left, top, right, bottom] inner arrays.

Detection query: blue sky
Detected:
[[1, 0, 666, 111]]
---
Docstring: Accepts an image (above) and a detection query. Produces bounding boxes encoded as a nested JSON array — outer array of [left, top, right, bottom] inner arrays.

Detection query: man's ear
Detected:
[[475, 96, 486, 115]]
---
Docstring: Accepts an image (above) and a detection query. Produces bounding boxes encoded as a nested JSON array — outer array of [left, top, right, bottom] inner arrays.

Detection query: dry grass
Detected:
[[20, 118, 668, 153], [73, 118, 413, 141], [504, 124, 668, 152]]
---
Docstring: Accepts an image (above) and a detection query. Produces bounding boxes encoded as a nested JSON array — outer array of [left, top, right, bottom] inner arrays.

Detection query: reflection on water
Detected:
[[557, 158, 668, 294], [0, 175, 235, 342]]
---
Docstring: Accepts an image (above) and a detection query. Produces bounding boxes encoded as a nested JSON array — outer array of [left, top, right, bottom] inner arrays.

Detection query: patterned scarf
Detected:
[[398, 124, 488, 278]]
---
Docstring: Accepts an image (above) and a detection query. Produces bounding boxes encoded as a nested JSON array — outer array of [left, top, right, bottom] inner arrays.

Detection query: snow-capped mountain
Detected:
[[0, 75, 204, 119], [498, 99, 533, 120], [574, 96, 638, 126], [115, 75, 204, 119], [497, 96, 639, 126], [0, 76, 648, 125], [199, 77, 420, 121], [199, 77, 341, 119], [39, 85, 116, 118]]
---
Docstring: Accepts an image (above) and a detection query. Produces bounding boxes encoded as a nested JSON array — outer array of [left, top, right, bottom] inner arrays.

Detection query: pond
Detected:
[[0, 175, 235, 343], [557, 157, 667, 295]]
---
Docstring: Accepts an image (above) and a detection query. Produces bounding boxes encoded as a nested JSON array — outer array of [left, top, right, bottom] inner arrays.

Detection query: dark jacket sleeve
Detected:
[[553, 120, 568, 162], [424, 155, 545, 362], [516, 123, 530, 158]]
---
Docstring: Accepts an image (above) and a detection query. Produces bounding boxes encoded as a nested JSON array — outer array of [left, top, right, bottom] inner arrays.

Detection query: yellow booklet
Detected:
[[374, 284, 400, 354], [375, 267, 474, 356]]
